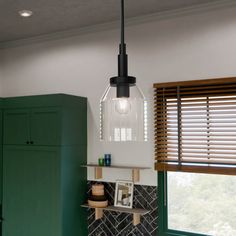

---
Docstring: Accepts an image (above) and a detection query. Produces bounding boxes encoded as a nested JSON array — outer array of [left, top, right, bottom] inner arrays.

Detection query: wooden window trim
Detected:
[[153, 76, 236, 89]]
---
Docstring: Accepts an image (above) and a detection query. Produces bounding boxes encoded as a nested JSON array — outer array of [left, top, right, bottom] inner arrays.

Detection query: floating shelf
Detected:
[[81, 204, 150, 226], [81, 164, 151, 182]]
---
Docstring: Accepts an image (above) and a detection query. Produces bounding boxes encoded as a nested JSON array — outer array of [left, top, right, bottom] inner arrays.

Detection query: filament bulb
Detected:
[[115, 98, 131, 114]]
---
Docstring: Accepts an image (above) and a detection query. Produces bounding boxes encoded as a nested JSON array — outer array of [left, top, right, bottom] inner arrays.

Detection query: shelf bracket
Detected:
[[95, 167, 103, 179], [132, 169, 140, 182], [133, 213, 141, 226], [95, 208, 103, 220]]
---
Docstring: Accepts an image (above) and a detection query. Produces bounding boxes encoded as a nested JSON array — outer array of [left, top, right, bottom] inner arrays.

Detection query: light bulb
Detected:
[[115, 98, 131, 114]]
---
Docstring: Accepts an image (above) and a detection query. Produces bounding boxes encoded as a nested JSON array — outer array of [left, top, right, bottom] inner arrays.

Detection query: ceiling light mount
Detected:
[[19, 10, 33, 18]]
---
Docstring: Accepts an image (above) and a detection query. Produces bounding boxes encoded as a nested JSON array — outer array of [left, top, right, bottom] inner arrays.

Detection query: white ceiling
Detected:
[[0, 0, 220, 43]]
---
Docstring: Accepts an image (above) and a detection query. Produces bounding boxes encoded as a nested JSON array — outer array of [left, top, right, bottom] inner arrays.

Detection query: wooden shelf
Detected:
[[81, 164, 151, 183], [81, 204, 150, 226], [81, 164, 150, 170]]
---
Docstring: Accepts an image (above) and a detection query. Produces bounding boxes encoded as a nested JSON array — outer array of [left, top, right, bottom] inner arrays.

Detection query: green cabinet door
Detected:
[[3, 109, 30, 145], [30, 108, 61, 146], [0, 110, 2, 204], [3, 108, 61, 146], [2, 146, 61, 236]]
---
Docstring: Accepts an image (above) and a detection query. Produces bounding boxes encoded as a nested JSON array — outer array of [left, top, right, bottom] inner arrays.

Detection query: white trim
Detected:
[[0, 0, 236, 49]]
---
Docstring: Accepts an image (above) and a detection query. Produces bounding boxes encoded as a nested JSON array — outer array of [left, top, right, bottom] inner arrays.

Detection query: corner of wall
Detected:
[[0, 56, 3, 97]]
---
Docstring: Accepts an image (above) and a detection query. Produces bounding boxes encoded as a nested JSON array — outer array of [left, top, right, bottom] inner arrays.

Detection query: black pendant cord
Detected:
[[110, 0, 136, 98], [121, 0, 125, 47], [118, 0, 128, 78]]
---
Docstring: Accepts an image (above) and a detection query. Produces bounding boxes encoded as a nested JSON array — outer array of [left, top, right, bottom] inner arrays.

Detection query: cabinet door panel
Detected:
[[31, 108, 61, 146], [0, 110, 2, 204], [2, 146, 61, 236], [3, 109, 30, 145]]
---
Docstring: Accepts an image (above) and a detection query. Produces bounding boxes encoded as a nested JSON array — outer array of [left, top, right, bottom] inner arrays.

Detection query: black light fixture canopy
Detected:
[[100, 0, 147, 142]]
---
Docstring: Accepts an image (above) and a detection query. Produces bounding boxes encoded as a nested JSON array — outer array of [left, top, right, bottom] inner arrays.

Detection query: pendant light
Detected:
[[100, 0, 147, 142]]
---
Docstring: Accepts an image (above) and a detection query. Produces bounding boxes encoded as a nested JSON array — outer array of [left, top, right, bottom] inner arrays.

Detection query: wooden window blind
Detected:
[[154, 77, 236, 175]]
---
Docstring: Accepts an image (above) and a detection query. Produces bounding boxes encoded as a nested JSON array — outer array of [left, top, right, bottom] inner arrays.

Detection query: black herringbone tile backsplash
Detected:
[[87, 181, 158, 236]]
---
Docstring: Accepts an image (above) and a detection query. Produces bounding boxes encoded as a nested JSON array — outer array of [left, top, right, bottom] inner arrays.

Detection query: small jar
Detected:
[[98, 157, 104, 166], [104, 154, 111, 166]]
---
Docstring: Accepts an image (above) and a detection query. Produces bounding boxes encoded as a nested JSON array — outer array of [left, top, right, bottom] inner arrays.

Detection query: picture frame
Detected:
[[114, 180, 134, 209]]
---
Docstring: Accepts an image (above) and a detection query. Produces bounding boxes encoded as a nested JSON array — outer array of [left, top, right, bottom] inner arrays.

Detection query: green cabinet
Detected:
[[0, 100, 3, 235], [3, 146, 60, 236], [0, 108, 3, 204], [3, 109, 30, 145], [1, 94, 87, 236], [30, 108, 61, 146], [3, 108, 61, 146]]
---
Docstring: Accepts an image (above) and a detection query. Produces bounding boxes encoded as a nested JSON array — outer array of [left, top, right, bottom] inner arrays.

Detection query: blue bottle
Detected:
[[104, 154, 111, 166]]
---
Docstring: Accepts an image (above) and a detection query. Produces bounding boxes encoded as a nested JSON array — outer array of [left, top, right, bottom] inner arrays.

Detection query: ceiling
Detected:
[[0, 0, 220, 43]]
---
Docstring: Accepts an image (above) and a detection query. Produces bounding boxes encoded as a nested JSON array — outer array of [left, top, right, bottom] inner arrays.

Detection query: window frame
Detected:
[[155, 78, 236, 235], [158, 171, 211, 236]]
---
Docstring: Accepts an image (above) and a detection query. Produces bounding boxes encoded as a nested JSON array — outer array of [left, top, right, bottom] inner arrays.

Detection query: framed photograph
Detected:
[[114, 180, 134, 209]]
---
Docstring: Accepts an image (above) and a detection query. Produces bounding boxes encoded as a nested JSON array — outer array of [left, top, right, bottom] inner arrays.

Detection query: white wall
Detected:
[[1, 4, 236, 186], [0, 56, 3, 96]]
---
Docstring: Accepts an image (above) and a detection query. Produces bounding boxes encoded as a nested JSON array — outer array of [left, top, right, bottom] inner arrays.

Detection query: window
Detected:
[[154, 77, 236, 173], [154, 78, 236, 235], [159, 171, 236, 236]]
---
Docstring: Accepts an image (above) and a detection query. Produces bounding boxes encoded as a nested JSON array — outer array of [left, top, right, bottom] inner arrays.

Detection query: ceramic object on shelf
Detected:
[[88, 184, 108, 208], [88, 200, 108, 208], [92, 184, 104, 196]]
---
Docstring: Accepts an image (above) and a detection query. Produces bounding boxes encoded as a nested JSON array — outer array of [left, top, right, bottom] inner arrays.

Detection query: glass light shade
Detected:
[[100, 84, 147, 142]]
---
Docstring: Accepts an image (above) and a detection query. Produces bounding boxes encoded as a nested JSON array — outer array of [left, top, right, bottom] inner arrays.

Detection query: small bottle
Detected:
[[98, 157, 104, 166], [104, 154, 111, 166]]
